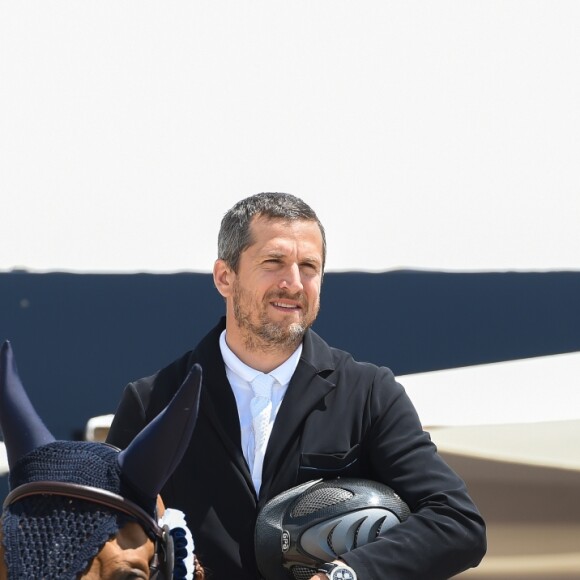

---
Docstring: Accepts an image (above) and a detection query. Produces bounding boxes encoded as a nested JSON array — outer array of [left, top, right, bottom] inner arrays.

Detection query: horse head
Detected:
[[0, 340, 203, 579]]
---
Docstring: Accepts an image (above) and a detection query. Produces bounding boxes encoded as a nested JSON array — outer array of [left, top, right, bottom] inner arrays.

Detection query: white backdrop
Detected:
[[1, 1, 579, 274]]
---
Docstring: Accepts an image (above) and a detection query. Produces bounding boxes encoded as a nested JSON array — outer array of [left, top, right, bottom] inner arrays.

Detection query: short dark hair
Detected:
[[217, 192, 326, 273]]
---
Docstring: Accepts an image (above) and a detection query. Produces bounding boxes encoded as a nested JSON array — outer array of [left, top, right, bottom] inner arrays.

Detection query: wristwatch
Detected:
[[317, 562, 358, 580]]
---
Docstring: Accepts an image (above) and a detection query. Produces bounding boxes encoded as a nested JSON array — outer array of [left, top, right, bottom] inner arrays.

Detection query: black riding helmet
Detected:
[[255, 478, 410, 580]]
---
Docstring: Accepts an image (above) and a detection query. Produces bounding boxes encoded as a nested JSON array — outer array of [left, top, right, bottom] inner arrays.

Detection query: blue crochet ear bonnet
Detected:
[[3, 441, 128, 579], [0, 340, 201, 580]]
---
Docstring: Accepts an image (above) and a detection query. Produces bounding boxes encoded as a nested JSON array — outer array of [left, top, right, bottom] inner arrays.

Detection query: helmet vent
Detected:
[[327, 522, 339, 555], [291, 487, 353, 517], [373, 514, 387, 538], [291, 565, 318, 580]]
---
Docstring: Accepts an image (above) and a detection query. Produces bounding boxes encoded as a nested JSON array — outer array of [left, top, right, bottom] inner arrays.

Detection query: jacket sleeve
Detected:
[[342, 366, 487, 579]]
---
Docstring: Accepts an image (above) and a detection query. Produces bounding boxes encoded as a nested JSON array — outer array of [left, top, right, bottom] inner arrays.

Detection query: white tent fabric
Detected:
[[1, 2, 579, 274], [400, 351, 580, 427]]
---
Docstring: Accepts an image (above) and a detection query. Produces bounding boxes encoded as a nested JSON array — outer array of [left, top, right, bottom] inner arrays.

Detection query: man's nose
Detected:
[[278, 264, 303, 291]]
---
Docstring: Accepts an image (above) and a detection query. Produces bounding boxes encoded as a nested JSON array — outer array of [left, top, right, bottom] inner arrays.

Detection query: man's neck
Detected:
[[224, 325, 301, 373], [227, 341, 297, 374]]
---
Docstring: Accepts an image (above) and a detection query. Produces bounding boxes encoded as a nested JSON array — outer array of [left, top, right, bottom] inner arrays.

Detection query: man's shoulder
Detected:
[[131, 318, 226, 391], [305, 328, 396, 381], [133, 350, 195, 387]]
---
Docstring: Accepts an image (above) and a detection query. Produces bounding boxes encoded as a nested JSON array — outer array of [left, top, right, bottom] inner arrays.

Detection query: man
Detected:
[[107, 192, 486, 579]]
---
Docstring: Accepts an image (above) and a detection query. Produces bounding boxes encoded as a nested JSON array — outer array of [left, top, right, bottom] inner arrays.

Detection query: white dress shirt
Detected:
[[219, 330, 302, 495]]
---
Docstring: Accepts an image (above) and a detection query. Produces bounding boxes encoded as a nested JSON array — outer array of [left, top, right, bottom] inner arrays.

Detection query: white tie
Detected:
[[249, 373, 275, 483]]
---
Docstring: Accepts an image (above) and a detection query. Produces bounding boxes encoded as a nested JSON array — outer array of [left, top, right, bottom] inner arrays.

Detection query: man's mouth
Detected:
[[272, 301, 301, 311]]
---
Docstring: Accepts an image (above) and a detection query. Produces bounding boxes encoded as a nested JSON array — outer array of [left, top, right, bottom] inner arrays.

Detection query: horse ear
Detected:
[[0, 340, 55, 470], [118, 363, 202, 500]]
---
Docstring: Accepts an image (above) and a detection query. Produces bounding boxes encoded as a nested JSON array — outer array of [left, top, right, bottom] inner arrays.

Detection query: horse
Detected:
[[0, 340, 204, 579]]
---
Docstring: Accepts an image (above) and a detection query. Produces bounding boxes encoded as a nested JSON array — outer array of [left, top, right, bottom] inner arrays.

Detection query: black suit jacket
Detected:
[[107, 318, 486, 579]]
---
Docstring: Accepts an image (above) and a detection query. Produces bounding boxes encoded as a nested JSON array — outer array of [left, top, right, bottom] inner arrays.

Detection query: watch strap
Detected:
[[317, 562, 358, 580]]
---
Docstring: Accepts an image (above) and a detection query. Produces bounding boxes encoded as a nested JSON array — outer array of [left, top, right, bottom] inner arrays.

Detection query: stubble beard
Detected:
[[232, 281, 319, 353]]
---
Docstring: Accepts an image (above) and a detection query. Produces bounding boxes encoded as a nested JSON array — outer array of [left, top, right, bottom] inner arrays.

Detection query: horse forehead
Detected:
[[79, 522, 155, 580]]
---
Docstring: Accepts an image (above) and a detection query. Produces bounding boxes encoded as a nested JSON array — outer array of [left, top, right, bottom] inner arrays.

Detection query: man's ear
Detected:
[[213, 259, 234, 298]]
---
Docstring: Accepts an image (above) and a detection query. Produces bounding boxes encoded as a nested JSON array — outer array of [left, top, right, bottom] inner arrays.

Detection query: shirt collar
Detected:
[[219, 330, 302, 387]]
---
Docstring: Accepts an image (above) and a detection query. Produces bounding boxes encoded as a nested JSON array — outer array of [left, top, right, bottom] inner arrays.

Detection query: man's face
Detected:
[[230, 216, 323, 351]]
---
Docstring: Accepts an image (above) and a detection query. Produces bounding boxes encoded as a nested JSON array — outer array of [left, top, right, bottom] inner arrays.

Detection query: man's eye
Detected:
[[301, 263, 319, 273]]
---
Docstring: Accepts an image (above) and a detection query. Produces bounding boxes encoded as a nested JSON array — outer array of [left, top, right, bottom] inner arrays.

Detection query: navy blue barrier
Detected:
[[1, 269, 579, 497]]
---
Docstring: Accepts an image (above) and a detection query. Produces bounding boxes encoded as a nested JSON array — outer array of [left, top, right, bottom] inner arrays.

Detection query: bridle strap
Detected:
[[3, 481, 163, 541]]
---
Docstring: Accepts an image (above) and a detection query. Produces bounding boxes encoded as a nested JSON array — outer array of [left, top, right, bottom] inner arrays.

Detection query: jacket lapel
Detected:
[[260, 329, 336, 501], [195, 319, 255, 494]]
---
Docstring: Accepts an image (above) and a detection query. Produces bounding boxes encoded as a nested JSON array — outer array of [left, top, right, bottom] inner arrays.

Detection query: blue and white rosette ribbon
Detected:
[[159, 508, 195, 579]]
